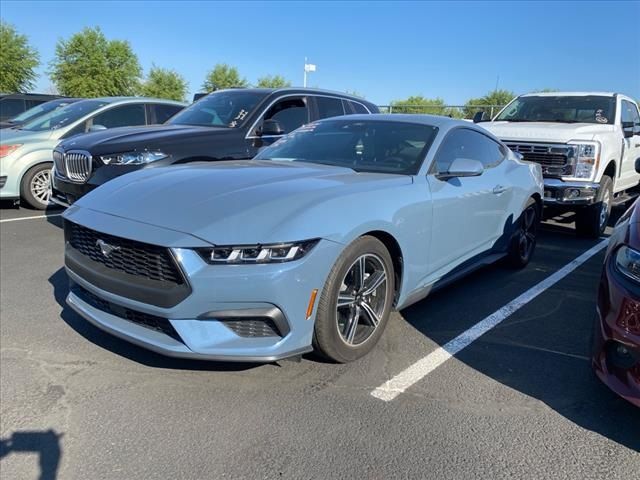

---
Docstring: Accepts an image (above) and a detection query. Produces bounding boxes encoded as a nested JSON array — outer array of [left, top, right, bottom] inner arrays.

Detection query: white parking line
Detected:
[[371, 239, 609, 402], [0, 213, 63, 223]]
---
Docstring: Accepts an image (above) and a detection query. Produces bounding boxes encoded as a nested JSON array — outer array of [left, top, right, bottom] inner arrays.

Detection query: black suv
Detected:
[[51, 88, 378, 206], [0, 93, 64, 122]]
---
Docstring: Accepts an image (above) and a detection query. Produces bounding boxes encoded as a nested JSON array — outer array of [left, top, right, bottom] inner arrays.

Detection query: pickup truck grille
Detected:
[[506, 142, 576, 177], [53, 150, 92, 183]]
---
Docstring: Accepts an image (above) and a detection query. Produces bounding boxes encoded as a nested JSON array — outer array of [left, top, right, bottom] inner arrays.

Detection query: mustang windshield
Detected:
[[255, 119, 438, 175], [495, 95, 616, 124], [168, 91, 267, 128], [20, 100, 108, 131]]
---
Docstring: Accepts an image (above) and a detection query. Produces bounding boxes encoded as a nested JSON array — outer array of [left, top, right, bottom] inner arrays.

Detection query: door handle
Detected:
[[493, 185, 509, 194]]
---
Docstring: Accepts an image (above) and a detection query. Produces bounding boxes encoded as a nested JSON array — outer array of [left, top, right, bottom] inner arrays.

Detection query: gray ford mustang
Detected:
[[62, 114, 543, 363]]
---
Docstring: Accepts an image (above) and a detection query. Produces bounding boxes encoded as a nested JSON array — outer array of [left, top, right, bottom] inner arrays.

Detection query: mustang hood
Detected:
[[72, 161, 413, 245], [481, 121, 614, 143], [58, 124, 231, 154]]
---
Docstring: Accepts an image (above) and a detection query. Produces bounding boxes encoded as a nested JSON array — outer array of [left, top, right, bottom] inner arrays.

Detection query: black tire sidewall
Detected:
[[313, 236, 395, 363], [20, 163, 52, 210], [507, 198, 539, 268]]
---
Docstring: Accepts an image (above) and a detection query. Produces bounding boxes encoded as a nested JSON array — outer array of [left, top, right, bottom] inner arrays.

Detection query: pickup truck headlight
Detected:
[[99, 151, 168, 165], [568, 141, 599, 179], [615, 245, 640, 284], [197, 240, 319, 264]]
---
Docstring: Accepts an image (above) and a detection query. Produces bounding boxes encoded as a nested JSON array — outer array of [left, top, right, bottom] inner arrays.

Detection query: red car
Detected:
[[593, 161, 640, 407]]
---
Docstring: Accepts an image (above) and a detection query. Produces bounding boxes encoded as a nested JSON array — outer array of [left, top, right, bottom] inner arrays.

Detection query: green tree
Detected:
[[0, 21, 40, 92], [256, 74, 291, 88], [390, 96, 461, 117], [140, 65, 187, 101], [49, 27, 141, 97], [463, 89, 515, 118], [202, 64, 248, 91]]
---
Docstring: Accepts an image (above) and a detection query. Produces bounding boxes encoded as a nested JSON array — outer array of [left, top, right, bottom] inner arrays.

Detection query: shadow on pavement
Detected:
[[0, 429, 63, 480], [401, 226, 640, 452], [48, 268, 262, 372]]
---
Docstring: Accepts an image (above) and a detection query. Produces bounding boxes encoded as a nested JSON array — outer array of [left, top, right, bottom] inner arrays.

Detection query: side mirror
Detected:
[[436, 158, 484, 180], [473, 111, 488, 123], [635, 158, 640, 174], [259, 119, 285, 136], [88, 124, 107, 132]]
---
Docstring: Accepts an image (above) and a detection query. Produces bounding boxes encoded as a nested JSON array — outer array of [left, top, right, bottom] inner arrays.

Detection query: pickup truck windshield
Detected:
[[20, 100, 108, 132], [168, 91, 267, 128], [495, 95, 616, 125], [254, 119, 438, 175]]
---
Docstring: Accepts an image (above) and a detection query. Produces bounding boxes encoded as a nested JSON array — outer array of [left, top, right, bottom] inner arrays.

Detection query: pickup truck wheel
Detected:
[[575, 175, 613, 238], [312, 236, 394, 363], [20, 163, 53, 210]]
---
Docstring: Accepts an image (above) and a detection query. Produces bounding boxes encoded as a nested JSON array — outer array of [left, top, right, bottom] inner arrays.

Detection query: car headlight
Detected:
[[568, 141, 599, 179], [0, 144, 22, 158], [615, 245, 640, 283], [99, 151, 168, 165], [197, 239, 319, 264]]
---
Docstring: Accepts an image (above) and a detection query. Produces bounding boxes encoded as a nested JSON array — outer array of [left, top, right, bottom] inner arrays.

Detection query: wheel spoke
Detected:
[[361, 270, 386, 296], [344, 306, 360, 343], [355, 256, 366, 290], [360, 300, 380, 327], [337, 293, 356, 308]]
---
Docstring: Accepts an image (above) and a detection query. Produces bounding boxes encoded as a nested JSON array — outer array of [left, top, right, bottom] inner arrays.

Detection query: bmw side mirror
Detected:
[[259, 119, 285, 136], [635, 157, 640, 174], [473, 111, 488, 123], [437, 158, 484, 180], [89, 124, 107, 132]]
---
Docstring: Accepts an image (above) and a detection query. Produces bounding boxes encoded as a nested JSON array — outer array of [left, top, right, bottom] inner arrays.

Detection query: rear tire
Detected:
[[506, 198, 539, 269], [575, 175, 613, 238], [313, 236, 394, 363], [20, 163, 52, 210]]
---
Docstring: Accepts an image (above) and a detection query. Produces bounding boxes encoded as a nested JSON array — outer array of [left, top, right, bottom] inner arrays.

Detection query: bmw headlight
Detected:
[[197, 240, 319, 264], [568, 141, 599, 179], [615, 245, 640, 283], [99, 151, 168, 165]]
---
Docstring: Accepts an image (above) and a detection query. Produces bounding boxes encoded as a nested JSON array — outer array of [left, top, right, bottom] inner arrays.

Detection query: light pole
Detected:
[[303, 57, 316, 88]]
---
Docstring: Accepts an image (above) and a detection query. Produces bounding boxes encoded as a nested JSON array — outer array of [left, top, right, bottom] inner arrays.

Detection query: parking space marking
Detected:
[[0, 213, 63, 223], [371, 239, 609, 402]]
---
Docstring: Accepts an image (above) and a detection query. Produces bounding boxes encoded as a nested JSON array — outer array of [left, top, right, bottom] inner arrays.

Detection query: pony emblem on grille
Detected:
[[96, 239, 121, 257]]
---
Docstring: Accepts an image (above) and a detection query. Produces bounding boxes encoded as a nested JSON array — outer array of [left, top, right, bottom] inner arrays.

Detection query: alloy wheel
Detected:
[[30, 169, 51, 205], [599, 188, 611, 231], [518, 205, 537, 260], [336, 253, 388, 346]]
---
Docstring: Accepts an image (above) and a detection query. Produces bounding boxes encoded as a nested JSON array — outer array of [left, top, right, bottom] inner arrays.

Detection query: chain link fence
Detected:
[[376, 104, 506, 119]]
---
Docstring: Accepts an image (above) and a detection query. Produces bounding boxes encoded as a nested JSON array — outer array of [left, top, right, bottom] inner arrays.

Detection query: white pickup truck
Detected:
[[478, 92, 640, 237]]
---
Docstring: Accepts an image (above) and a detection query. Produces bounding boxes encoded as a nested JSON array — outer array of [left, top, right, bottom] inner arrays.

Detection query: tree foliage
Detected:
[[463, 89, 515, 118], [0, 21, 40, 92], [139, 65, 187, 101], [256, 74, 291, 88], [202, 64, 248, 91], [49, 27, 141, 97], [390, 96, 461, 117]]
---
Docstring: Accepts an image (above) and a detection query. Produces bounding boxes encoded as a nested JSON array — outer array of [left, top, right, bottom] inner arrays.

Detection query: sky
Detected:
[[2, 0, 639, 105]]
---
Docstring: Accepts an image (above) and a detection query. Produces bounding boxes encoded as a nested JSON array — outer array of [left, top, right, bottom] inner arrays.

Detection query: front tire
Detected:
[[575, 175, 613, 238], [20, 163, 52, 210], [313, 236, 395, 363], [506, 198, 539, 269]]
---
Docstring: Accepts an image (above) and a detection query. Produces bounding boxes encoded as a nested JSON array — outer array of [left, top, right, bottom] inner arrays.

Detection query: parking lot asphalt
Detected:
[[1, 204, 638, 480]]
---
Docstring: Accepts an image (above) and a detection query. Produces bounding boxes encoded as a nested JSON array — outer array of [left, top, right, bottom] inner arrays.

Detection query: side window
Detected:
[[0, 98, 26, 120], [152, 104, 183, 124], [263, 97, 309, 134], [350, 101, 369, 114], [62, 121, 89, 139], [316, 97, 345, 119], [434, 128, 506, 173], [91, 104, 146, 129], [621, 100, 640, 126], [26, 99, 46, 109]]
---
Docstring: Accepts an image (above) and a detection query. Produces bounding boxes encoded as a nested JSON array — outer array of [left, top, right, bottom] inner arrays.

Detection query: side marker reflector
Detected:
[[306, 289, 318, 320]]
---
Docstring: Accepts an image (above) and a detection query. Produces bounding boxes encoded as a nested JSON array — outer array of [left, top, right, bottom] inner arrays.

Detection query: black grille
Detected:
[[221, 318, 282, 338], [68, 222, 184, 285], [53, 150, 66, 177], [72, 284, 182, 342]]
